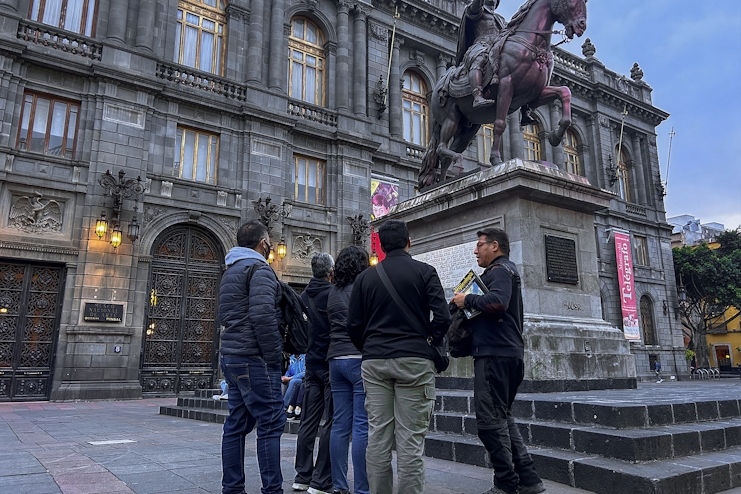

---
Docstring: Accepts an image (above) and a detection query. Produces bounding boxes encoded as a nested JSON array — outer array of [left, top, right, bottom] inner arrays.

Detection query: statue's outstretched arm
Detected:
[[469, 0, 485, 16]]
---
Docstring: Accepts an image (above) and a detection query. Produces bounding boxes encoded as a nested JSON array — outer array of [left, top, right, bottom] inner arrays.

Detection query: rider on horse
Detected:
[[457, 0, 538, 124]]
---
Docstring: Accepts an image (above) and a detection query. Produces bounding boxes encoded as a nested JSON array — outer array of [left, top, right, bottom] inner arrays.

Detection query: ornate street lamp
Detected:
[[127, 216, 140, 242], [267, 249, 275, 264], [277, 236, 287, 259], [110, 227, 123, 249], [369, 249, 379, 266], [95, 211, 108, 239]]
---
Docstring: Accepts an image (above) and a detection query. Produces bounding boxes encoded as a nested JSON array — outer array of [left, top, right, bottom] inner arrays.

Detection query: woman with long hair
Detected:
[[326, 245, 370, 494]]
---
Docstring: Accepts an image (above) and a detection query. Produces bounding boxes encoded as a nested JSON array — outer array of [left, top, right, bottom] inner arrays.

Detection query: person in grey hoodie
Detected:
[[219, 219, 285, 494]]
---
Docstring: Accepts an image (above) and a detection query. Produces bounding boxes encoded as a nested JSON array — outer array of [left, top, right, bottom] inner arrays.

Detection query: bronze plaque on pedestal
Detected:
[[545, 235, 579, 285]]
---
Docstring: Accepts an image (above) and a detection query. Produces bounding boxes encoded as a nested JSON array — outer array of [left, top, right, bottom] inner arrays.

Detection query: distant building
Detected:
[[0, 0, 685, 401], [668, 215, 725, 248]]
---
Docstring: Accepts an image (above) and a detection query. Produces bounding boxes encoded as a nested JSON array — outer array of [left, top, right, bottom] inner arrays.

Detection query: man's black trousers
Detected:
[[474, 356, 541, 494], [294, 367, 333, 491]]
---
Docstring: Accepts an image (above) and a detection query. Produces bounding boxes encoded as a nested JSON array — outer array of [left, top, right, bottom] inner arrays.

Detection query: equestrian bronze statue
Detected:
[[418, 0, 587, 189]]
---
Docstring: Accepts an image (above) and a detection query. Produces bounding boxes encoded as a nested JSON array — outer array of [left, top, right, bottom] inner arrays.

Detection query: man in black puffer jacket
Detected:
[[452, 228, 543, 494], [219, 220, 285, 494], [293, 252, 335, 494]]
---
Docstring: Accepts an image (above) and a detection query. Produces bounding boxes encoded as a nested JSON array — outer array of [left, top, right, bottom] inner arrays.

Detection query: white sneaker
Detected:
[[657, 379, 663, 383], [307, 488, 332, 494], [212, 393, 228, 400], [292, 483, 309, 491]]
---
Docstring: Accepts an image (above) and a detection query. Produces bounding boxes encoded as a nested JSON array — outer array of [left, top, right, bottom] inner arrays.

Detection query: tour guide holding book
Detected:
[[451, 227, 544, 494]]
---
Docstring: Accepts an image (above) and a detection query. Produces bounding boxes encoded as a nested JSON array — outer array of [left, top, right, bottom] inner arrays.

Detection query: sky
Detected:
[[495, 0, 741, 229]]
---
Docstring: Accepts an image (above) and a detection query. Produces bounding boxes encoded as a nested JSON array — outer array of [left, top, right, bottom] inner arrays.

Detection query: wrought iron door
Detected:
[[0, 261, 64, 401], [141, 226, 223, 394]]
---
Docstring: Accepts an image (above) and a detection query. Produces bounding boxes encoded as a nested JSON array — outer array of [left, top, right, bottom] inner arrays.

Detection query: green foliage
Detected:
[[685, 349, 695, 361], [673, 229, 741, 367]]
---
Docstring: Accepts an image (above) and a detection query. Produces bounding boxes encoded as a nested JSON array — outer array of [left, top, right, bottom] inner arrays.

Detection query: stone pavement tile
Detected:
[[0, 451, 47, 476], [116, 470, 199, 494], [54, 471, 134, 494], [38, 453, 110, 475], [0, 472, 61, 494]]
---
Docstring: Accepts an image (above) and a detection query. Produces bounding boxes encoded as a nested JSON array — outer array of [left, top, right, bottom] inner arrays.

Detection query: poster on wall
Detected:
[[370, 177, 399, 220], [614, 231, 641, 341]]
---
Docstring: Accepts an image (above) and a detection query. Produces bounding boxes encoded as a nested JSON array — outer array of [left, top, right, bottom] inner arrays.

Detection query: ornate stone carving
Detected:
[[284, 23, 291, 37], [369, 21, 388, 42], [225, 5, 249, 23], [354, 4, 370, 19], [648, 135, 657, 146], [252, 196, 291, 233], [161, 181, 173, 198], [410, 50, 426, 67], [630, 62, 644, 81], [8, 193, 62, 233], [219, 216, 239, 232], [338, 0, 350, 14], [598, 115, 610, 128], [581, 38, 596, 58], [324, 41, 337, 56], [616, 75, 630, 94], [143, 206, 165, 225], [291, 234, 322, 263], [305, 0, 318, 11], [217, 191, 227, 207], [347, 214, 370, 247]]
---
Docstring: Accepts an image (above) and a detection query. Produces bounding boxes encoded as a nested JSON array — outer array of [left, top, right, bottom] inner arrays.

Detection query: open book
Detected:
[[454, 270, 489, 319]]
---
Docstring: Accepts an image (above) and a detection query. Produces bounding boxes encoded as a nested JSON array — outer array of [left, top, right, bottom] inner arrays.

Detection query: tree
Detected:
[[673, 229, 741, 368]]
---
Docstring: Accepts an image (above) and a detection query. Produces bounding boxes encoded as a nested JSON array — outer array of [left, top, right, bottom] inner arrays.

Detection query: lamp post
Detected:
[[97, 170, 145, 249]]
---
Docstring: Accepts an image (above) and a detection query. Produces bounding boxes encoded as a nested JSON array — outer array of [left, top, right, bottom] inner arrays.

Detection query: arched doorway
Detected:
[[140, 225, 223, 395]]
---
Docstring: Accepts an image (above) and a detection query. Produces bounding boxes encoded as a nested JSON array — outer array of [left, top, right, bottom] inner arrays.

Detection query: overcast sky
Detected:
[[496, 0, 741, 229]]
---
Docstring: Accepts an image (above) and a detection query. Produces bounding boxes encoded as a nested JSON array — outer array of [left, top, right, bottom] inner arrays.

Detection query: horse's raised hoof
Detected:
[[548, 132, 563, 147], [490, 156, 503, 166]]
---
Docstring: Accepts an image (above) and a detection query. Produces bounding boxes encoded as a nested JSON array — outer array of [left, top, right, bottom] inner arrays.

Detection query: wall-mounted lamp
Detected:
[[267, 250, 275, 264], [97, 170, 145, 250], [369, 249, 379, 266], [277, 237, 287, 259]]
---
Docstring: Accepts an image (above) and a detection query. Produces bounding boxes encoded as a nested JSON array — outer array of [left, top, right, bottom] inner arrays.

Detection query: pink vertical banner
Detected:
[[614, 231, 640, 340]]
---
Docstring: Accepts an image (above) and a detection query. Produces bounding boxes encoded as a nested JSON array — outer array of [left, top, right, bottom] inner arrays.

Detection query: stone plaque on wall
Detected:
[[544, 235, 579, 285], [83, 302, 125, 323], [413, 241, 481, 299]]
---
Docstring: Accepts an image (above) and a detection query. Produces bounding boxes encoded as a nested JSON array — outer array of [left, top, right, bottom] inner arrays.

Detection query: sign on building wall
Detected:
[[370, 177, 399, 220], [614, 231, 640, 340]]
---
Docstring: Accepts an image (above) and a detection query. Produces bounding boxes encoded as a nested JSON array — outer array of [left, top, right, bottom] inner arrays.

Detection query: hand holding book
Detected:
[[452, 269, 489, 319]]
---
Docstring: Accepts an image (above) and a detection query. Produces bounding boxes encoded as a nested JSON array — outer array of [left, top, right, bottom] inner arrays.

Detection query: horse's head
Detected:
[[552, 0, 587, 39]]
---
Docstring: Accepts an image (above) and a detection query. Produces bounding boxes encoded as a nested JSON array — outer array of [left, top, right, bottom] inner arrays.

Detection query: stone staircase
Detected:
[[426, 380, 741, 494], [159, 381, 741, 494]]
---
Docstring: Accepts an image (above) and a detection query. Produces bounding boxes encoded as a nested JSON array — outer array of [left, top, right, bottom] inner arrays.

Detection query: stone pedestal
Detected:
[[384, 159, 636, 390]]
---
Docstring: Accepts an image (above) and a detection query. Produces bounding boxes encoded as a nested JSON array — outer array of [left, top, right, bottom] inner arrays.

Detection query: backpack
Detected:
[[246, 264, 312, 356]]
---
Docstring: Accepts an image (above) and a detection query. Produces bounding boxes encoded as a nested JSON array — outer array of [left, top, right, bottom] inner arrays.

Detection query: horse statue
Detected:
[[418, 0, 587, 189]]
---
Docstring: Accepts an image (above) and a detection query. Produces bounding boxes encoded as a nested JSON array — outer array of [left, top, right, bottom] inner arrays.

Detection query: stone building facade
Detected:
[[0, 0, 684, 401]]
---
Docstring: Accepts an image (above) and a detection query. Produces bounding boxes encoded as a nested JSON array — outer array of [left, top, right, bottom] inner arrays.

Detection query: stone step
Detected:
[[435, 375, 637, 393], [424, 433, 741, 494], [177, 396, 229, 411], [433, 389, 741, 429], [159, 405, 302, 434], [429, 411, 741, 461]]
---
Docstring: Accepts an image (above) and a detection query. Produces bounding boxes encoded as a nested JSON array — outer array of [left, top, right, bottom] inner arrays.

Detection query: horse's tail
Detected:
[[419, 120, 442, 189]]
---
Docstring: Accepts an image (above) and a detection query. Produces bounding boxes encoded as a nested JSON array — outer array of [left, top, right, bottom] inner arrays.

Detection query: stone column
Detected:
[[353, 6, 369, 116], [325, 41, 337, 109], [224, 5, 248, 81], [630, 133, 648, 205], [135, 0, 156, 51], [268, 0, 285, 90], [246, 0, 264, 84], [549, 102, 565, 168], [436, 53, 448, 81], [509, 116, 523, 159], [389, 37, 404, 137], [336, 1, 351, 112], [0, 0, 19, 12], [106, 0, 129, 44]]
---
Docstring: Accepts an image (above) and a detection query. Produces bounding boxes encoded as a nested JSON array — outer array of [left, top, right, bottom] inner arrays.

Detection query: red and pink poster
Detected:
[[614, 231, 640, 340]]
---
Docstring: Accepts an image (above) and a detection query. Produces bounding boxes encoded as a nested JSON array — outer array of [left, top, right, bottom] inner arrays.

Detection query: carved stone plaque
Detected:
[[83, 302, 124, 323], [544, 235, 579, 285]]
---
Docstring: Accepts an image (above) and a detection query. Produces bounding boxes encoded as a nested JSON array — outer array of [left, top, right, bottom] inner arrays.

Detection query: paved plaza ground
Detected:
[[1, 381, 740, 494]]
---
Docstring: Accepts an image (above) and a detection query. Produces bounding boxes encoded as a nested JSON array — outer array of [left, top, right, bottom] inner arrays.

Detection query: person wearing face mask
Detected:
[[218, 219, 285, 494]]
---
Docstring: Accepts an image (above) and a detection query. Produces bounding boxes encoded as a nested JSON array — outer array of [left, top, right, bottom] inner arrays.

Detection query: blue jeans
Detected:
[[221, 355, 286, 494], [329, 358, 369, 494], [283, 376, 304, 408]]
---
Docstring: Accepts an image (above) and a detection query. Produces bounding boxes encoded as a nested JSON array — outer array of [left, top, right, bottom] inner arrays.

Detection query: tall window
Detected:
[[288, 17, 326, 106], [175, 127, 218, 184], [17, 92, 79, 158], [174, 0, 226, 75], [640, 295, 656, 345], [29, 0, 97, 36], [402, 71, 429, 146], [294, 155, 325, 205], [523, 123, 542, 161], [477, 124, 495, 164], [564, 129, 581, 175], [616, 147, 631, 202], [634, 235, 649, 266]]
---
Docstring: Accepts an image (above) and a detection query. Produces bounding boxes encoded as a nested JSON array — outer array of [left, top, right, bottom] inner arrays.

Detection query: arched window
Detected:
[[30, 0, 98, 36], [402, 71, 429, 146], [288, 17, 326, 106], [174, 0, 226, 75], [640, 295, 656, 345], [616, 146, 631, 202], [477, 124, 495, 164], [564, 130, 581, 175], [523, 123, 542, 161]]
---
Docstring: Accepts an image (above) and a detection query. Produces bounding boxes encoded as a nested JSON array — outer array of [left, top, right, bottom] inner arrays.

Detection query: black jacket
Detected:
[[301, 277, 332, 370], [347, 250, 451, 360], [463, 255, 524, 358], [219, 248, 282, 368], [327, 283, 359, 359]]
